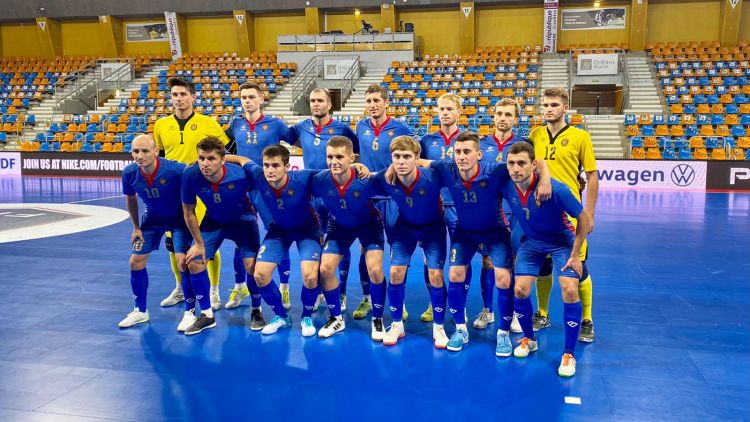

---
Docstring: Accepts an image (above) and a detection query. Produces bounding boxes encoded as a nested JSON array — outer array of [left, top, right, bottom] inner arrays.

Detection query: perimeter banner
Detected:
[[543, 0, 559, 53], [164, 12, 183, 60], [561, 7, 626, 30]]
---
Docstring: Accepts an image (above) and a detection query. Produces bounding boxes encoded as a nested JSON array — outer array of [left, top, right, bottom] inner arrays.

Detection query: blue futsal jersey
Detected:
[[122, 157, 186, 220], [420, 129, 460, 205], [356, 117, 413, 171], [501, 174, 582, 244], [373, 168, 444, 227], [311, 168, 380, 229], [429, 160, 510, 232], [480, 133, 531, 164], [245, 165, 320, 231], [291, 118, 359, 169], [226, 114, 291, 163], [181, 163, 256, 224]]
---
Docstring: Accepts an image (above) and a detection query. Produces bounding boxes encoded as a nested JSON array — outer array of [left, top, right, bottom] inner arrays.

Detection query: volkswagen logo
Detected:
[[671, 164, 695, 186]]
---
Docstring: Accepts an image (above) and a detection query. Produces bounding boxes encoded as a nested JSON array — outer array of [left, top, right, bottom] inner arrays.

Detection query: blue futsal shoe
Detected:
[[446, 328, 469, 352]]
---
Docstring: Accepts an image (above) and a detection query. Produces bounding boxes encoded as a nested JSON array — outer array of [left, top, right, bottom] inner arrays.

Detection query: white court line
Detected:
[[564, 396, 582, 405], [68, 194, 125, 204]]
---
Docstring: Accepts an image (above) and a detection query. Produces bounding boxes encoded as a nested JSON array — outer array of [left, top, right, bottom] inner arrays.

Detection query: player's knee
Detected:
[[514, 282, 532, 298], [129, 255, 147, 271], [319, 262, 337, 280], [188, 259, 205, 274], [494, 269, 512, 288], [301, 273, 318, 289], [448, 268, 466, 283], [389, 267, 406, 284], [253, 270, 271, 286], [560, 279, 580, 302], [428, 271, 444, 288], [368, 267, 384, 283]]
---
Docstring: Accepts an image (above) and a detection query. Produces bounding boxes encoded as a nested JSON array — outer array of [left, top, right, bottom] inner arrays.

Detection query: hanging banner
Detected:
[[462, 7, 472, 18], [562, 8, 627, 30], [126, 23, 168, 42], [543, 0, 559, 53], [577, 53, 619, 75], [164, 12, 183, 60]]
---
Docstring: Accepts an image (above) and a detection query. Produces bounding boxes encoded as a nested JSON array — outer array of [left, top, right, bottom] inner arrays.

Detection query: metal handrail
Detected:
[[621, 51, 631, 112], [50, 58, 98, 115], [338, 56, 361, 109], [94, 58, 136, 107], [289, 55, 360, 108]]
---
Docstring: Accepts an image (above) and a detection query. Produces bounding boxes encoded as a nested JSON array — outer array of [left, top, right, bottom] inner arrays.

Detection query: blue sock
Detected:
[[388, 282, 406, 322], [514, 296, 535, 340], [191, 269, 211, 312], [480, 268, 494, 309], [322, 286, 342, 317], [358, 253, 370, 296], [301, 285, 318, 318], [259, 281, 287, 318], [430, 285, 447, 324], [497, 287, 514, 331], [232, 248, 244, 283], [130, 268, 148, 312], [370, 280, 387, 318], [278, 255, 291, 285], [448, 281, 467, 324], [564, 301, 583, 355], [339, 252, 351, 294], [463, 265, 473, 300], [246, 274, 262, 308], [180, 270, 195, 311]]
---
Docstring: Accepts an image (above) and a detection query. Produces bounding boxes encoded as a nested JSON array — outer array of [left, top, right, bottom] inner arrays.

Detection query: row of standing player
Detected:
[[118, 78, 599, 375]]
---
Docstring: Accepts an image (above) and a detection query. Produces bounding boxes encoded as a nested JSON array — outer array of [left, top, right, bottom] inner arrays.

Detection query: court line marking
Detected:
[[0, 203, 128, 243], [68, 195, 125, 204], [565, 396, 582, 405]]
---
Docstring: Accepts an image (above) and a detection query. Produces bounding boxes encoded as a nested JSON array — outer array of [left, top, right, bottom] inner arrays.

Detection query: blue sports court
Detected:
[[0, 176, 748, 421]]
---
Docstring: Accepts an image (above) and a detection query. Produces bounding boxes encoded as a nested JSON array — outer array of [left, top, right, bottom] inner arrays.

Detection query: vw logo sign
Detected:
[[671, 164, 696, 186]]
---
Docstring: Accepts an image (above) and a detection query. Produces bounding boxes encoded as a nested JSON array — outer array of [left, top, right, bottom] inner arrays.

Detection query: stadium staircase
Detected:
[[334, 67, 389, 117], [624, 52, 665, 114], [262, 73, 306, 126]]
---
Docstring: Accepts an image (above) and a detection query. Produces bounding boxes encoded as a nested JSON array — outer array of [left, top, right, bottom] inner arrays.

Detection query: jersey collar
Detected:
[[546, 124, 571, 145], [313, 117, 334, 134], [369, 116, 391, 137], [332, 168, 356, 197], [269, 173, 290, 198], [208, 165, 227, 192], [440, 128, 460, 146], [139, 158, 161, 187], [461, 164, 481, 190], [397, 168, 421, 195], [514, 172, 539, 207], [493, 133, 514, 151], [244, 114, 265, 131]]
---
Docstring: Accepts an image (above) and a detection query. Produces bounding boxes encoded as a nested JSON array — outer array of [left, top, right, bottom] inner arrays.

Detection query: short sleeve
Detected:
[[181, 168, 197, 205], [121, 169, 135, 196]]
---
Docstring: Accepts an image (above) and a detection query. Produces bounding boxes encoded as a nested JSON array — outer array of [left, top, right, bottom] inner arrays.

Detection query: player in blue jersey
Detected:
[[224, 82, 293, 325], [312, 136, 390, 341], [421, 132, 550, 352], [479, 98, 551, 334], [500, 141, 590, 377], [181, 137, 287, 335], [373, 135, 450, 348], [356, 83, 414, 320], [290, 88, 362, 315], [119, 135, 194, 330]]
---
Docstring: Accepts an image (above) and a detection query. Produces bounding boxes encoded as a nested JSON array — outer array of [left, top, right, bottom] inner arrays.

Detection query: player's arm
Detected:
[[208, 118, 231, 146], [224, 118, 237, 154], [583, 170, 598, 233], [351, 162, 370, 179], [534, 159, 552, 203], [183, 203, 205, 264], [224, 154, 252, 166], [125, 194, 143, 245], [562, 210, 591, 277]]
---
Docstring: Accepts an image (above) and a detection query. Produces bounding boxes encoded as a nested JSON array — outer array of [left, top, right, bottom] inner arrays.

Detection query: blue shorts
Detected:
[[313, 197, 331, 232], [257, 224, 322, 264], [448, 225, 512, 269], [444, 204, 458, 240], [200, 213, 260, 260], [323, 220, 384, 255], [514, 232, 580, 279], [378, 198, 400, 243], [133, 214, 191, 255], [389, 219, 446, 269]]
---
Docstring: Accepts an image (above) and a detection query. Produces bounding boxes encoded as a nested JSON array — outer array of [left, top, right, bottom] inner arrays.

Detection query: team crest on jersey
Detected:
[[418, 188, 426, 196], [262, 124, 268, 130], [159, 177, 168, 185], [353, 191, 361, 198], [287, 188, 295, 196], [388, 130, 394, 136], [190, 124, 198, 131], [561, 138, 569, 146], [328, 128, 335, 135], [479, 181, 487, 188], [227, 183, 235, 190]]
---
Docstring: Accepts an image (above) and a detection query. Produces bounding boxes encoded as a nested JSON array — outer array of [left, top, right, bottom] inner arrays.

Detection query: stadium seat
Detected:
[[710, 148, 727, 160]]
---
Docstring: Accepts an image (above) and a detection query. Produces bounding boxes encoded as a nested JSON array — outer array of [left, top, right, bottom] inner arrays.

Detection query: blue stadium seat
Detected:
[[662, 147, 676, 159], [678, 148, 692, 159]]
